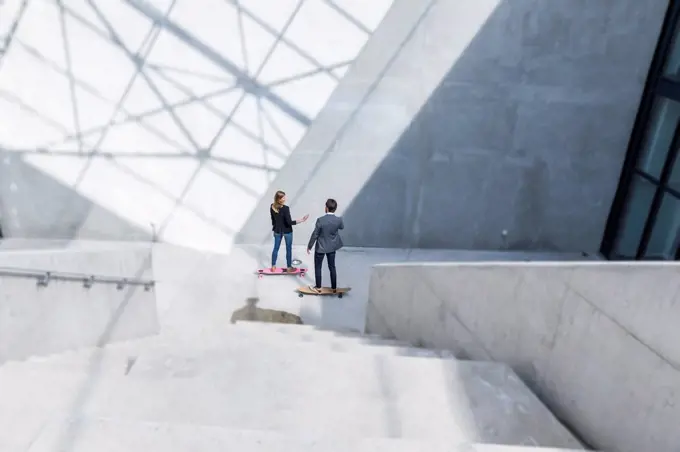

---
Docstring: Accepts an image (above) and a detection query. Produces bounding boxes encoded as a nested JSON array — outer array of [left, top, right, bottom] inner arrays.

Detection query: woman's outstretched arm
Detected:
[[284, 206, 308, 226]]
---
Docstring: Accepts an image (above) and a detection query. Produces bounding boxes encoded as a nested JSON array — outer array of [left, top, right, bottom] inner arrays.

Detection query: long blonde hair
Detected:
[[271, 190, 285, 213]]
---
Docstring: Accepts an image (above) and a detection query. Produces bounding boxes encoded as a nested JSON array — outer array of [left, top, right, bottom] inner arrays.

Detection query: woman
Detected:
[[270, 190, 308, 272]]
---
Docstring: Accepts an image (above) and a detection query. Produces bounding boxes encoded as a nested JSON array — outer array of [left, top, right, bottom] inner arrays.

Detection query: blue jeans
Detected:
[[272, 232, 293, 267]]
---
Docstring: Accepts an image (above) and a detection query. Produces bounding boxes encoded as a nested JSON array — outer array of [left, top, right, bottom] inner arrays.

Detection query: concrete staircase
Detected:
[[0, 319, 585, 452]]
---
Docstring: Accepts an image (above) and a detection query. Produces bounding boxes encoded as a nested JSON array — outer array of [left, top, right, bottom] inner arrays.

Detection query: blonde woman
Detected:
[[270, 190, 308, 271]]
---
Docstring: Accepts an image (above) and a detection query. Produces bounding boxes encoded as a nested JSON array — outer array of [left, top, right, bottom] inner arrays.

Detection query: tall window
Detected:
[[603, 3, 680, 260]]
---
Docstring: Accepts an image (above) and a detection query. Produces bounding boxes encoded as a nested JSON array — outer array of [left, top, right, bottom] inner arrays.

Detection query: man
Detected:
[[306, 198, 344, 293]]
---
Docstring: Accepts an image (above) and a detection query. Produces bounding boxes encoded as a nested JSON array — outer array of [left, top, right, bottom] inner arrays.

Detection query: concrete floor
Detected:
[[150, 243, 593, 333]]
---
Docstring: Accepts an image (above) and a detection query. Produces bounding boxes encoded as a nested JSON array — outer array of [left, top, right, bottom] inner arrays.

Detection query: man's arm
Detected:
[[338, 217, 344, 230], [307, 218, 321, 251]]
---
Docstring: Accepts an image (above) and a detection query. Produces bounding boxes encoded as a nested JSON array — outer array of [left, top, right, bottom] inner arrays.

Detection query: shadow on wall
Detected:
[[0, 151, 150, 241], [237, 0, 664, 254], [342, 0, 657, 252], [332, 0, 656, 252]]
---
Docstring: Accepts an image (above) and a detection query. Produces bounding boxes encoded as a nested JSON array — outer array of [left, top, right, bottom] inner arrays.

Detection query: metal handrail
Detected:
[[0, 266, 155, 291]]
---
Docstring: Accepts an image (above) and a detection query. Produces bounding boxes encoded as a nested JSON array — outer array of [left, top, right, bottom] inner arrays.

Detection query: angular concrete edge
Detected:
[[235, 0, 437, 246], [366, 261, 680, 452]]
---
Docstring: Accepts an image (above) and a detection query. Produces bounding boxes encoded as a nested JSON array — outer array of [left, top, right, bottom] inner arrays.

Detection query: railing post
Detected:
[[36, 272, 50, 287], [83, 275, 95, 289]]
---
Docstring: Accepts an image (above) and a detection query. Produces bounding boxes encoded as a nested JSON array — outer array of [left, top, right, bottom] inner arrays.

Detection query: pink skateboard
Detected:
[[257, 267, 307, 279]]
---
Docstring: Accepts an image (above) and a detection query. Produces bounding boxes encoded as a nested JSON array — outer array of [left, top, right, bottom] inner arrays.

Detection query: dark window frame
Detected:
[[636, 127, 680, 257], [601, 1, 680, 259]]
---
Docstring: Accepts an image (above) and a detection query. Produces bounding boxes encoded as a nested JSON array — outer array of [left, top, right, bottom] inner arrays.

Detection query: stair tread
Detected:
[[26, 417, 585, 452], [234, 321, 410, 344], [0, 353, 581, 448], [2, 326, 454, 371]]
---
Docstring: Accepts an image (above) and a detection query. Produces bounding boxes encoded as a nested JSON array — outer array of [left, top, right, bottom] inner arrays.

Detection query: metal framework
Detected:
[[0, 0, 372, 240], [601, 1, 680, 260]]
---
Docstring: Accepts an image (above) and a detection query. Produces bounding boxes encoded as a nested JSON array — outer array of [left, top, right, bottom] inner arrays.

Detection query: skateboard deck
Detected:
[[297, 286, 351, 298], [257, 267, 307, 279]]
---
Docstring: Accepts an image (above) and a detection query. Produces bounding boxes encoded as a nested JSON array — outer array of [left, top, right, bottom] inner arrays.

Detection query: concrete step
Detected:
[[25, 417, 585, 452], [235, 321, 371, 337], [232, 321, 456, 358], [0, 347, 583, 449], [0, 324, 454, 373]]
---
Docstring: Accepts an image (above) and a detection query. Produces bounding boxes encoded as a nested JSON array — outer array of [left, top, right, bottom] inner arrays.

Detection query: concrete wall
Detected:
[[238, 0, 667, 253], [0, 246, 158, 363], [365, 262, 680, 452], [0, 0, 394, 252]]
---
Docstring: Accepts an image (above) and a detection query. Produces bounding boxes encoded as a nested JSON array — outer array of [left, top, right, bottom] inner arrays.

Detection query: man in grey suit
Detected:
[[306, 198, 344, 293]]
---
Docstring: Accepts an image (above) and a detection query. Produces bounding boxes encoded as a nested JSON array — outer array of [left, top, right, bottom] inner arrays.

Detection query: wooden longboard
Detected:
[[257, 267, 307, 278], [297, 286, 351, 298]]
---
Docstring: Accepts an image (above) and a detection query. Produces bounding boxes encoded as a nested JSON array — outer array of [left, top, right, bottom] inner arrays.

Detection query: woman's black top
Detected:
[[271, 204, 296, 234]]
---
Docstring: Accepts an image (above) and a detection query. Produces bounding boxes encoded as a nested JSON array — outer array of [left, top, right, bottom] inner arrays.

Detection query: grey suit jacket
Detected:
[[307, 214, 344, 254]]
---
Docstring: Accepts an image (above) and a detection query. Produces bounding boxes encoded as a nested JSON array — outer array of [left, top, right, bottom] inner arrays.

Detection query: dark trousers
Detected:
[[314, 251, 337, 289]]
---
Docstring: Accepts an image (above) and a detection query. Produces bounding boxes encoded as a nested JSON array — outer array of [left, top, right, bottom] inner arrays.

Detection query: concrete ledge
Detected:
[[0, 238, 154, 252], [366, 261, 680, 452], [0, 247, 159, 363]]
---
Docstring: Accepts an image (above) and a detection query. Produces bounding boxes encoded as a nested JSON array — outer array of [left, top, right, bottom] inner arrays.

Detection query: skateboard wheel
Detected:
[[338, 294, 343, 299], [298, 293, 303, 298]]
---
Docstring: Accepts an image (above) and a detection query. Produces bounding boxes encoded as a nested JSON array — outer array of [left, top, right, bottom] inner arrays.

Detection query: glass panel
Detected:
[[667, 152, 680, 192], [637, 97, 680, 179], [643, 193, 680, 259], [612, 175, 657, 258], [665, 26, 680, 77]]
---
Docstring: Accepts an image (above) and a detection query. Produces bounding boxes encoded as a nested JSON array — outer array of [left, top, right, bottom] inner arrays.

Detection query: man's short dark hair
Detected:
[[325, 198, 337, 213]]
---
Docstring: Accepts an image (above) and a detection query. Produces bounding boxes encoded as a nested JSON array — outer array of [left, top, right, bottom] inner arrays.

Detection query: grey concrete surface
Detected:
[[150, 242, 589, 334], [0, 322, 453, 374], [25, 419, 585, 452], [0, 341, 583, 449], [0, 242, 591, 451], [366, 262, 680, 452], [238, 0, 667, 253], [233, 321, 456, 358], [0, 247, 158, 364]]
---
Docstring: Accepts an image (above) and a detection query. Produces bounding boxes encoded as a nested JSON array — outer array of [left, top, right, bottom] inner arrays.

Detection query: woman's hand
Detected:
[[300, 214, 309, 223]]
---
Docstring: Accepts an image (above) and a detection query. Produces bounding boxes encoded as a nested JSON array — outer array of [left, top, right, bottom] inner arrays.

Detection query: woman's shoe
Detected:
[[286, 267, 296, 272], [271, 267, 276, 272]]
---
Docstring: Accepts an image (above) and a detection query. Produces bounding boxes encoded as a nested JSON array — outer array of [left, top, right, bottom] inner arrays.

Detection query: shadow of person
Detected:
[[230, 297, 304, 324]]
